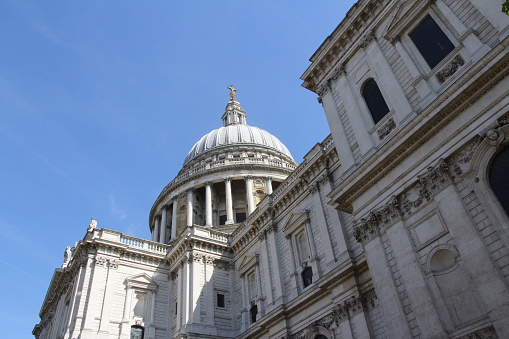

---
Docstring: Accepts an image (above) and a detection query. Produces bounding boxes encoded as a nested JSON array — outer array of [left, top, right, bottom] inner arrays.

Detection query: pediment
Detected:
[[238, 254, 258, 275], [283, 210, 309, 235], [126, 273, 158, 290], [383, 0, 432, 40]]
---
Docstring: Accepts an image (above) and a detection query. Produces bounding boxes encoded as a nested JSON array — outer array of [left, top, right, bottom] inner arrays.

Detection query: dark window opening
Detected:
[[489, 147, 509, 216], [236, 213, 246, 223], [302, 266, 313, 288], [130, 325, 144, 339], [410, 15, 454, 69], [362, 79, 390, 124], [217, 293, 225, 308], [315, 336, 328, 339], [219, 215, 227, 225], [250, 304, 258, 323]]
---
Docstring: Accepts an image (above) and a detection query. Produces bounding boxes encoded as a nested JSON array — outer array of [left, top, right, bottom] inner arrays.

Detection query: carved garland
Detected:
[[436, 55, 465, 83], [285, 290, 378, 339], [355, 115, 509, 244]]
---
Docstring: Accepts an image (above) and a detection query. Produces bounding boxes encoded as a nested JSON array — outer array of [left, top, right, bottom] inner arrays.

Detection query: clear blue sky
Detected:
[[0, 1, 356, 337]]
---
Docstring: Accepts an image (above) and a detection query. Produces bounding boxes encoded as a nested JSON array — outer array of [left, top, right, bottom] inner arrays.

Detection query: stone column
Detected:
[[67, 259, 88, 339], [171, 199, 178, 240], [359, 229, 413, 338], [266, 177, 273, 195], [336, 70, 373, 155], [254, 255, 265, 316], [205, 182, 213, 227], [98, 259, 119, 335], [319, 81, 356, 172], [241, 274, 248, 330], [225, 177, 234, 225], [186, 189, 194, 227], [309, 183, 335, 267], [120, 282, 134, 337], [304, 216, 321, 281], [82, 256, 106, 335], [286, 235, 299, 297], [245, 176, 255, 215], [153, 217, 160, 243], [361, 31, 413, 122], [266, 226, 284, 305], [160, 206, 167, 243], [391, 37, 433, 103], [259, 234, 273, 306]]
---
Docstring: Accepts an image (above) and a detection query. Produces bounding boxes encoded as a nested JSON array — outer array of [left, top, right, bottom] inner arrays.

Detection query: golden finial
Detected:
[[227, 85, 237, 101]]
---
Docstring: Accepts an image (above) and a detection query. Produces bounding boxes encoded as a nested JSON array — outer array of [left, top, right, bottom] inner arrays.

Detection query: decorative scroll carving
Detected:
[[436, 55, 465, 83], [377, 118, 396, 140], [109, 259, 119, 269], [448, 137, 482, 176], [359, 30, 376, 48], [354, 196, 400, 243], [95, 257, 107, 267], [205, 256, 214, 265], [307, 182, 319, 194], [460, 326, 498, 339]]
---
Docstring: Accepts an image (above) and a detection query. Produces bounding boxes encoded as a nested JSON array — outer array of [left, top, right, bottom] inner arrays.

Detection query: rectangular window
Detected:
[[236, 213, 246, 223], [217, 293, 225, 308], [219, 215, 227, 225], [410, 15, 454, 69]]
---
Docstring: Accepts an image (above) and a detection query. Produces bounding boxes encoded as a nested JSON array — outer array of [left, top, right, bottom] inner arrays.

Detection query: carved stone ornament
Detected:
[[354, 196, 400, 243], [448, 137, 482, 176], [359, 30, 376, 48], [478, 118, 509, 148], [436, 55, 465, 83], [95, 256, 107, 267], [377, 118, 396, 140], [460, 326, 498, 339], [109, 259, 119, 269]]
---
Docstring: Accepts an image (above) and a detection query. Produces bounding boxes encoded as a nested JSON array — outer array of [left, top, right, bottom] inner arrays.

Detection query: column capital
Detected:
[[204, 181, 213, 186], [224, 176, 232, 182], [245, 175, 254, 181]]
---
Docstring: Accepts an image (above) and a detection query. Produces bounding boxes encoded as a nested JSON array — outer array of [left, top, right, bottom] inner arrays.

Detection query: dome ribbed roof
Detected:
[[184, 124, 293, 165]]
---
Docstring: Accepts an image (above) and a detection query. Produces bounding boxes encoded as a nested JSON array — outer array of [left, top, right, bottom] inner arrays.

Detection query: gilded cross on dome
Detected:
[[227, 85, 237, 100]]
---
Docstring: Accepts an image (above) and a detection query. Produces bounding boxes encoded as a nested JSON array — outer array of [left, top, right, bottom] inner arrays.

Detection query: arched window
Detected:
[[130, 325, 144, 339], [362, 79, 390, 124], [489, 147, 509, 216]]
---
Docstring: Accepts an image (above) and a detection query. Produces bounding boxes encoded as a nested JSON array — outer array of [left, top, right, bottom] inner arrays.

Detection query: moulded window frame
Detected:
[[357, 75, 396, 132], [360, 77, 392, 126], [283, 210, 318, 291], [402, 9, 459, 75], [462, 126, 509, 249]]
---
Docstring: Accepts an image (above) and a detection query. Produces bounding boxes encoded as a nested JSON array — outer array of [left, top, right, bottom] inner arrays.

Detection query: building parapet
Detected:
[[88, 228, 170, 256]]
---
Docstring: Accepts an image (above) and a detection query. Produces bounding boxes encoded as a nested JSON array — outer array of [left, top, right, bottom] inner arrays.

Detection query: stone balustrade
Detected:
[[89, 228, 170, 255]]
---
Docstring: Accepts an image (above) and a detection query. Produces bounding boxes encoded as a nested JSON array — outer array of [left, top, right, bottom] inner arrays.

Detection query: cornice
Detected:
[[328, 41, 509, 213], [301, 0, 393, 92]]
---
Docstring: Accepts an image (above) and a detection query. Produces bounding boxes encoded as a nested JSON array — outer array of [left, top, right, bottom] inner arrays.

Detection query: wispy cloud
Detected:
[[108, 193, 127, 221], [2, 0, 77, 51], [0, 259, 46, 285], [0, 220, 57, 267]]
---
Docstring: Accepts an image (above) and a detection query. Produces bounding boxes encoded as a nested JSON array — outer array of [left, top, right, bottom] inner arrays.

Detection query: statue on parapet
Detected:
[[87, 217, 97, 232], [62, 246, 71, 268]]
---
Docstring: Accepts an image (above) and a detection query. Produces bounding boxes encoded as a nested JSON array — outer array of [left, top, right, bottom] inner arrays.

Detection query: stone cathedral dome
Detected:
[[149, 86, 297, 240], [183, 88, 294, 167]]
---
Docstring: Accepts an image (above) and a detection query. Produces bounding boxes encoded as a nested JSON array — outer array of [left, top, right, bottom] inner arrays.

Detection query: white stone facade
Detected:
[[34, 1, 509, 338]]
